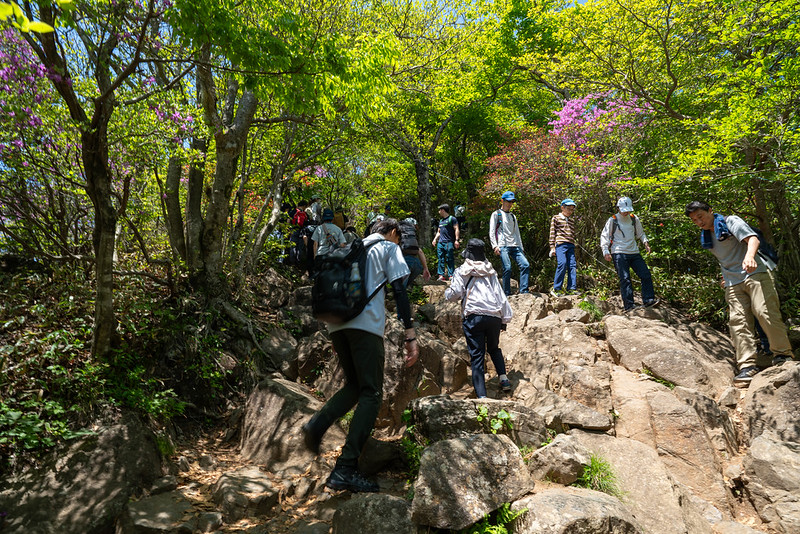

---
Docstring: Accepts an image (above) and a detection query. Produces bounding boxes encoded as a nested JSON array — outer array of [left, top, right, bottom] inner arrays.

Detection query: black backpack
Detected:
[[399, 220, 420, 255], [748, 224, 780, 265], [312, 238, 386, 324]]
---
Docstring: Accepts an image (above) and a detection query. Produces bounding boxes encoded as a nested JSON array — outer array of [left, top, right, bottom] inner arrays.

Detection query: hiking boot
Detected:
[[550, 289, 561, 298], [644, 298, 660, 308], [624, 305, 642, 314], [325, 466, 380, 493], [734, 366, 762, 387], [500, 379, 512, 392], [772, 354, 793, 367]]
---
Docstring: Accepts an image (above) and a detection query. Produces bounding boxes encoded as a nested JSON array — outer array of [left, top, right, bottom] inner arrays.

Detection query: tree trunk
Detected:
[[164, 156, 187, 263], [185, 136, 206, 277], [414, 156, 433, 244]]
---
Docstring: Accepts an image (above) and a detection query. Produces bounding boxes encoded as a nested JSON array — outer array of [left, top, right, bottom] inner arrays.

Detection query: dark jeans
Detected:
[[404, 254, 423, 287], [612, 253, 654, 310], [499, 246, 530, 295], [314, 330, 384, 468], [463, 314, 507, 398], [554, 243, 576, 291], [437, 242, 455, 278]]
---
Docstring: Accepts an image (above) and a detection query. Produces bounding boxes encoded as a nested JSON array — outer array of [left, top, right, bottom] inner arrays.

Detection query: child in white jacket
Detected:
[[445, 238, 513, 398]]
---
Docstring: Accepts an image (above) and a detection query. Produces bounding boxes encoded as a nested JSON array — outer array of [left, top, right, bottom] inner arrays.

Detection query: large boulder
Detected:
[[260, 325, 299, 378], [527, 433, 592, 485], [548, 360, 613, 415], [407, 395, 549, 448], [743, 431, 800, 533], [411, 434, 532, 530], [510, 487, 642, 534], [513, 385, 612, 432], [0, 414, 162, 534], [211, 467, 279, 522], [240, 378, 344, 476], [741, 363, 800, 444], [332, 493, 416, 534], [115, 491, 194, 534], [604, 315, 734, 399], [571, 430, 714, 534]]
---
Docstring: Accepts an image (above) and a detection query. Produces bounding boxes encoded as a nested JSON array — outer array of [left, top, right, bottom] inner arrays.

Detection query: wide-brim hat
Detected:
[[462, 238, 487, 261]]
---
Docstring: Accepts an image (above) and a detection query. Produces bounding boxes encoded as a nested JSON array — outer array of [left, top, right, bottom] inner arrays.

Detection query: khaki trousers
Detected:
[[726, 271, 792, 369]]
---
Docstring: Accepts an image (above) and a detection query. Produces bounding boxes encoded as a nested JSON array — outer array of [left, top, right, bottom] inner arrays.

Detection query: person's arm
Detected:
[[390, 278, 418, 367], [432, 227, 440, 247], [600, 218, 612, 260], [513, 215, 523, 251], [742, 235, 759, 273], [489, 212, 499, 253], [549, 216, 557, 257], [636, 219, 651, 254], [418, 249, 431, 280], [453, 218, 460, 249], [444, 271, 464, 301]]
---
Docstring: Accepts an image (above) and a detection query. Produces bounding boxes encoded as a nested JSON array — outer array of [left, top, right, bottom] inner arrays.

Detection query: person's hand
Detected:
[[422, 269, 431, 281], [493, 247, 500, 256], [404, 339, 419, 367], [454, 240, 460, 249], [645, 243, 652, 254], [500, 323, 507, 332], [431, 240, 437, 247], [604, 253, 611, 262], [549, 249, 556, 258], [743, 256, 757, 273]]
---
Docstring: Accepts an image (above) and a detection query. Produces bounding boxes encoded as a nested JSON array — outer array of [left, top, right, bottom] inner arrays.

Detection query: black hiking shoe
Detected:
[[733, 366, 762, 387], [644, 298, 660, 308], [325, 466, 380, 493], [772, 354, 793, 367]]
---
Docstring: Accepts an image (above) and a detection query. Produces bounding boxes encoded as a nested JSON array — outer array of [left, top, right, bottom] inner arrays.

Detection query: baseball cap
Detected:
[[561, 198, 576, 206], [617, 197, 634, 213], [322, 208, 334, 221], [501, 191, 516, 202]]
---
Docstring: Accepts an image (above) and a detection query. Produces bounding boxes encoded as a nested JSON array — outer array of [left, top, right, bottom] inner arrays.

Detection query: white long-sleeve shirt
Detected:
[[600, 213, 648, 255], [444, 259, 513, 322], [489, 209, 524, 250]]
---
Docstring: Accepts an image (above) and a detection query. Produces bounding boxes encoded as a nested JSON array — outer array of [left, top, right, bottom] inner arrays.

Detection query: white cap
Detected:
[[617, 197, 634, 213], [404, 217, 417, 226]]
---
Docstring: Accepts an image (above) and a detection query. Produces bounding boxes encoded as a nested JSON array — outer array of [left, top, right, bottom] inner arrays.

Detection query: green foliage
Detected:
[[541, 428, 557, 447], [573, 454, 623, 498], [578, 299, 603, 322], [458, 503, 527, 534], [642, 368, 676, 390], [476, 405, 514, 435], [400, 408, 429, 486]]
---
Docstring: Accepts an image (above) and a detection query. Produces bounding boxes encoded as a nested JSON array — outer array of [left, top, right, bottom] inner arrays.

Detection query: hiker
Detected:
[[302, 218, 419, 492], [685, 201, 794, 386], [488, 191, 530, 295], [343, 225, 359, 245], [600, 197, 659, 311], [432, 204, 460, 281], [444, 238, 513, 398], [399, 217, 431, 287], [311, 209, 346, 258], [309, 194, 323, 224], [549, 198, 577, 295], [288, 200, 309, 267]]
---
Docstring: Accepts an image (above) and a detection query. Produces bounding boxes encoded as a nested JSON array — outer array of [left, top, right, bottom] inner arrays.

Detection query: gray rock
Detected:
[[295, 331, 335, 385], [261, 325, 299, 378], [411, 434, 532, 530], [211, 466, 279, 522], [548, 360, 613, 415], [528, 433, 592, 485], [742, 363, 800, 444], [571, 430, 714, 534], [674, 386, 738, 459], [0, 414, 162, 534], [513, 385, 612, 431], [407, 395, 548, 448], [151, 475, 178, 495], [116, 491, 193, 534], [278, 305, 320, 338], [712, 521, 764, 533], [196, 511, 224, 533], [743, 431, 800, 533], [332, 493, 415, 534], [558, 307, 591, 323], [240, 378, 344, 476], [510, 486, 642, 533]]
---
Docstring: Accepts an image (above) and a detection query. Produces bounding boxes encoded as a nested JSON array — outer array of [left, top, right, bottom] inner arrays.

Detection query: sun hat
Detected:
[[462, 238, 487, 261]]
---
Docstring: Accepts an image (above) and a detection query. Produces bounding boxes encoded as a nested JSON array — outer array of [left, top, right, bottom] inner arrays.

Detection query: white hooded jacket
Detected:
[[444, 259, 513, 322]]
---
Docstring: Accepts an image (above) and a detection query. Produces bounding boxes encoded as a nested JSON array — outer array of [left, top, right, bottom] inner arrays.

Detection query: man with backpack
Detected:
[[399, 217, 430, 287], [488, 191, 530, 295], [600, 197, 658, 311], [311, 208, 346, 258], [302, 218, 419, 492], [685, 201, 794, 386], [549, 198, 578, 295], [432, 204, 460, 281]]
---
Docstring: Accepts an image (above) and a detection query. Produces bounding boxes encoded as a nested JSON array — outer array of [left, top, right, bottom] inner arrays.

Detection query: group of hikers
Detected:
[[293, 191, 794, 494]]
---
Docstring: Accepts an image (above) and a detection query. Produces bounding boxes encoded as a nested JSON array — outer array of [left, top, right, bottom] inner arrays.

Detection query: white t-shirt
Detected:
[[328, 234, 410, 337], [711, 215, 768, 287], [311, 223, 346, 257]]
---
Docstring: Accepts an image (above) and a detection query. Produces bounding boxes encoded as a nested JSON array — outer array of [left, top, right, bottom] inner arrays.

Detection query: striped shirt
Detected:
[[549, 213, 575, 250]]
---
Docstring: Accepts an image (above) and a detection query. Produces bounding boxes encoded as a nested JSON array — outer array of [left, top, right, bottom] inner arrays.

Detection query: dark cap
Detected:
[[462, 238, 486, 261], [322, 208, 334, 221]]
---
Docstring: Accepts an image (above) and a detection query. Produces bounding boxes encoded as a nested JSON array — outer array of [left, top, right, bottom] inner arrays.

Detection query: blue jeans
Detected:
[[554, 243, 576, 291], [612, 253, 654, 310], [404, 254, 423, 288], [499, 246, 530, 295], [437, 242, 455, 278], [462, 314, 507, 398]]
